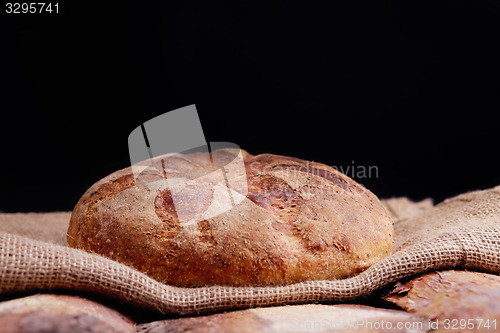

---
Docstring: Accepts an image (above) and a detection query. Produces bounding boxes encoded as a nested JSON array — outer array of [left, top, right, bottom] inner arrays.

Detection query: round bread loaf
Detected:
[[67, 150, 393, 287]]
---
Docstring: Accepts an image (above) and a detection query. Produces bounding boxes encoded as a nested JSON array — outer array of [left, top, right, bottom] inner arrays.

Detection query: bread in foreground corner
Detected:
[[67, 149, 393, 287], [0, 294, 135, 333]]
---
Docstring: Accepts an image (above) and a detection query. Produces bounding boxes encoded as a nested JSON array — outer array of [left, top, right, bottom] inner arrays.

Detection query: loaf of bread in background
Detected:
[[68, 150, 393, 287]]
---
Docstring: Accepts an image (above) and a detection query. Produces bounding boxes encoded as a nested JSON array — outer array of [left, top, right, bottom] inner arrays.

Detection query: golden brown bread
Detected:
[[0, 294, 135, 333], [67, 149, 393, 287]]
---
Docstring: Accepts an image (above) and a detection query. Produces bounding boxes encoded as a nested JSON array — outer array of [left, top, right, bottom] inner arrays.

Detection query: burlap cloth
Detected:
[[0, 186, 499, 315]]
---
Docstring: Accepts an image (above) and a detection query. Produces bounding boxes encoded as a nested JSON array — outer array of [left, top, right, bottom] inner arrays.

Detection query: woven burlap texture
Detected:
[[1, 186, 499, 315]]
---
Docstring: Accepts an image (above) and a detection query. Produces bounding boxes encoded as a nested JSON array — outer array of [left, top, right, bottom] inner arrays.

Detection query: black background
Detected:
[[1, 1, 499, 212]]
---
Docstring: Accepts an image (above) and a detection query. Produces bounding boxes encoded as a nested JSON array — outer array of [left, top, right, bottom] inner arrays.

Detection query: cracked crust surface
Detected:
[[67, 150, 393, 287]]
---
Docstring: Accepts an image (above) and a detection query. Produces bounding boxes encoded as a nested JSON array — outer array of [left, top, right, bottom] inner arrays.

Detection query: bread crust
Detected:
[[0, 294, 135, 333], [68, 150, 393, 287]]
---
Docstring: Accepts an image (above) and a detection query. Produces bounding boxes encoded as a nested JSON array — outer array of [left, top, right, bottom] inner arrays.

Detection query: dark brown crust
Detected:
[[384, 270, 500, 325], [68, 150, 393, 287]]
